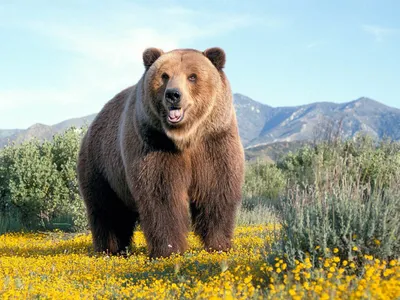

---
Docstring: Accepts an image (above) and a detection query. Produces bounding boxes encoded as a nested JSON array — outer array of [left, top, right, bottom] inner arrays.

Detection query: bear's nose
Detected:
[[165, 88, 181, 105]]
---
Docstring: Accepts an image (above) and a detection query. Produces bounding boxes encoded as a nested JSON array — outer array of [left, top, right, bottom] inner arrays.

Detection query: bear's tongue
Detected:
[[168, 108, 182, 122]]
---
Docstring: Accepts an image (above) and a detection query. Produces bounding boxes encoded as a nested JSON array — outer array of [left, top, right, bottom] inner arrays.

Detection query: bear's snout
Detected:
[[165, 88, 181, 105]]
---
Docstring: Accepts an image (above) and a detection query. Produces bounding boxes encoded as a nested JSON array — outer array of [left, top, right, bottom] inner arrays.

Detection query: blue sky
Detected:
[[0, 0, 399, 128]]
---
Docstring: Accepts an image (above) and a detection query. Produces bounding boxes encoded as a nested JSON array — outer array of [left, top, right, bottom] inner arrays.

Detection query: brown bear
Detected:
[[77, 47, 245, 258]]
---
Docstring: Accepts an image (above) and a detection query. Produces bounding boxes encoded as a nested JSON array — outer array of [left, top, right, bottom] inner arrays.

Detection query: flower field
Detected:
[[1, 225, 399, 299]]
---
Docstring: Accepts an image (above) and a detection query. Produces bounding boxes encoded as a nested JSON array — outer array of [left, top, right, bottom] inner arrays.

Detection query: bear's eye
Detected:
[[161, 73, 169, 81], [188, 74, 197, 82]]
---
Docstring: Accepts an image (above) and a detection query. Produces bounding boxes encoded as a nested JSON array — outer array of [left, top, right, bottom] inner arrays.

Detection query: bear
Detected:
[[77, 47, 245, 258]]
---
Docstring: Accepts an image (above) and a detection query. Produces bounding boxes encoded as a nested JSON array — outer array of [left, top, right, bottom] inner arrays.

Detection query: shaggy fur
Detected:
[[77, 47, 245, 258]]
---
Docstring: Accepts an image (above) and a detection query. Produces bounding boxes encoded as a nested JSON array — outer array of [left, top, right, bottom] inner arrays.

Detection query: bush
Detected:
[[271, 137, 400, 269], [0, 127, 87, 232], [278, 135, 400, 191], [242, 161, 286, 209]]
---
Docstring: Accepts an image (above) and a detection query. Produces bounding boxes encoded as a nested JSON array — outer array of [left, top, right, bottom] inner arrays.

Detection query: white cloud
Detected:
[[0, 3, 256, 128], [362, 25, 398, 42]]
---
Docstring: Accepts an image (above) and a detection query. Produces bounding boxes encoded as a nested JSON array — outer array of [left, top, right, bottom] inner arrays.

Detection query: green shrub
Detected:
[[278, 135, 400, 191], [0, 211, 23, 235], [271, 137, 400, 269], [242, 161, 286, 209], [0, 127, 87, 232]]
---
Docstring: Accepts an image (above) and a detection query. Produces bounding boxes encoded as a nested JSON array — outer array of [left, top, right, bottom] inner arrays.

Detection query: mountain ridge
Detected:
[[1, 94, 399, 152], [233, 94, 400, 148]]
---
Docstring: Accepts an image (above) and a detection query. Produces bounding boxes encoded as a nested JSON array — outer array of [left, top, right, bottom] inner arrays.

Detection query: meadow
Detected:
[[1, 226, 399, 299], [1, 128, 400, 299]]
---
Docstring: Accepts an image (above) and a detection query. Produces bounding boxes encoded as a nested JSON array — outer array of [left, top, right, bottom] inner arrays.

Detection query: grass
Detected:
[[236, 204, 278, 226], [1, 226, 399, 299]]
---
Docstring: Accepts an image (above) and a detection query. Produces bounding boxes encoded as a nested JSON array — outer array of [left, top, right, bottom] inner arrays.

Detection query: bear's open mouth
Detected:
[[167, 107, 184, 123]]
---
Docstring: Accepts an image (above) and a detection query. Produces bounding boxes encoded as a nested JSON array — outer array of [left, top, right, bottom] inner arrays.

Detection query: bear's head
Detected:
[[141, 47, 230, 144]]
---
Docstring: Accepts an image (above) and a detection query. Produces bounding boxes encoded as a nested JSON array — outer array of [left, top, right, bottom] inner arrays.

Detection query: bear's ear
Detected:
[[203, 47, 226, 70], [143, 48, 164, 70]]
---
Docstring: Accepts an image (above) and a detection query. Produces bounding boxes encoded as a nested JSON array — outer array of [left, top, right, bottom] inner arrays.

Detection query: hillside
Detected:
[[1, 95, 399, 160], [234, 95, 400, 148], [244, 140, 310, 163], [0, 115, 96, 148]]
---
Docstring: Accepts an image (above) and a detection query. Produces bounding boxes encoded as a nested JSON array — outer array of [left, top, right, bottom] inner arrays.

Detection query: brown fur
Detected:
[[77, 47, 245, 258]]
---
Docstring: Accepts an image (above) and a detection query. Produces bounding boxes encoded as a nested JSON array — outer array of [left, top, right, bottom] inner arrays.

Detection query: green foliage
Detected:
[[242, 161, 286, 209], [278, 135, 400, 191], [0, 127, 87, 233], [0, 211, 22, 234], [276, 145, 315, 188], [272, 136, 400, 269], [236, 204, 278, 225]]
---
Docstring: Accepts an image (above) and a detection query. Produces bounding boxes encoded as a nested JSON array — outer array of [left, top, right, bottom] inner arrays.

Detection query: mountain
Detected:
[[234, 95, 400, 148], [0, 114, 96, 148], [0, 129, 22, 139], [1, 95, 399, 156], [233, 94, 274, 145]]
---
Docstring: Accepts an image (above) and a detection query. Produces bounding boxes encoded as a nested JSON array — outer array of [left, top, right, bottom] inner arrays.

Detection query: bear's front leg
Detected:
[[190, 187, 242, 253], [190, 136, 244, 253], [132, 152, 191, 258]]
